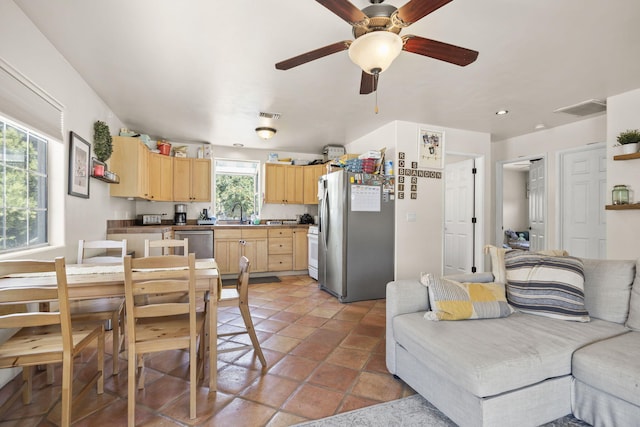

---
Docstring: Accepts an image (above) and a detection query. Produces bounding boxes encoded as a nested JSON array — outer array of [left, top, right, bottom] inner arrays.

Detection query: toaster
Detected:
[[136, 214, 163, 225]]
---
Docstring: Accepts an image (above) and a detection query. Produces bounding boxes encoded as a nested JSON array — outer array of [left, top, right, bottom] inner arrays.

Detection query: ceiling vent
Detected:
[[553, 99, 606, 116], [258, 111, 281, 120]]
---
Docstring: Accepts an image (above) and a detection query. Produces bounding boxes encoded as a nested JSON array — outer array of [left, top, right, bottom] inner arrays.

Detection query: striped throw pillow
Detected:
[[423, 275, 514, 321], [505, 252, 589, 322]]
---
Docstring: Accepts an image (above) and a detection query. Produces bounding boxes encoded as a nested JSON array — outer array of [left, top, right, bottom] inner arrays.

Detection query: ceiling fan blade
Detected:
[[316, 0, 368, 25], [396, 0, 453, 26], [403, 35, 478, 66], [275, 41, 351, 70], [359, 71, 378, 95]]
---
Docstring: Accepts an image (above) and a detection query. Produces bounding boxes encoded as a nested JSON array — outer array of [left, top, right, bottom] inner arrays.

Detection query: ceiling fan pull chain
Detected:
[[374, 72, 379, 114]]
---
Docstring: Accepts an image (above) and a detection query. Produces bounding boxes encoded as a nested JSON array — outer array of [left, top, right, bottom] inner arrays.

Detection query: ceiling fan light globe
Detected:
[[348, 31, 403, 74]]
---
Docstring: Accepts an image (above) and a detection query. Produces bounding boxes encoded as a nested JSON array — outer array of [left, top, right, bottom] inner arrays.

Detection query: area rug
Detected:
[[221, 275, 281, 286], [293, 394, 591, 427]]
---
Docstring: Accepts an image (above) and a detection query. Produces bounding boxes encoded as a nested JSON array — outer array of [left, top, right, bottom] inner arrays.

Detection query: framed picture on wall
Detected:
[[418, 128, 444, 169], [68, 131, 90, 198]]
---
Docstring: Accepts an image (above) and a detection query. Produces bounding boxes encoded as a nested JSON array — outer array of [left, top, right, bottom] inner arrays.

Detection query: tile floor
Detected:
[[0, 275, 414, 426]]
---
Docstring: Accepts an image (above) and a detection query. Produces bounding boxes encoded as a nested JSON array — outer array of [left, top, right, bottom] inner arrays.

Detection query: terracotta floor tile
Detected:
[[351, 371, 404, 401], [307, 362, 359, 392], [136, 375, 188, 410], [340, 333, 381, 352], [294, 315, 329, 328], [216, 364, 263, 395], [321, 318, 358, 334], [270, 310, 303, 323], [254, 318, 290, 334], [289, 339, 335, 361], [265, 411, 308, 427], [277, 323, 316, 340], [261, 334, 302, 354], [326, 347, 370, 370], [363, 351, 390, 374], [282, 384, 344, 419], [338, 394, 381, 413], [268, 354, 319, 381], [208, 397, 276, 427], [240, 374, 300, 407]]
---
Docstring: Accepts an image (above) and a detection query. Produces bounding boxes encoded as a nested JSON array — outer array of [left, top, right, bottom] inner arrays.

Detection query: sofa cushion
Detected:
[[573, 331, 640, 407], [422, 275, 513, 321], [505, 252, 589, 322], [483, 245, 508, 284], [392, 311, 627, 397], [582, 258, 636, 325], [624, 259, 640, 330]]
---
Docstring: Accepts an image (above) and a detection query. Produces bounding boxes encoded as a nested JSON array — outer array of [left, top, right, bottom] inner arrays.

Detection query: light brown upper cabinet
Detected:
[[264, 163, 304, 204], [303, 164, 325, 204], [109, 137, 150, 199], [148, 152, 173, 201], [173, 157, 211, 202]]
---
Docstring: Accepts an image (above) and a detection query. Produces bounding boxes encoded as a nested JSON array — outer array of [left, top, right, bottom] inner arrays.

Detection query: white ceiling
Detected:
[[15, 0, 640, 154]]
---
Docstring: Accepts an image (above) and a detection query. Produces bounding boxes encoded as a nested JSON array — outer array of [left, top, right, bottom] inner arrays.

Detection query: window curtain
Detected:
[[0, 57, 64, 139]]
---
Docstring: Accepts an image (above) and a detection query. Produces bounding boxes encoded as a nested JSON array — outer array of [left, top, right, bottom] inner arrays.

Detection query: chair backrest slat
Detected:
[[144, 238, 188, 257], [135, 303, 189, 318], [78, 239, 127, 264]]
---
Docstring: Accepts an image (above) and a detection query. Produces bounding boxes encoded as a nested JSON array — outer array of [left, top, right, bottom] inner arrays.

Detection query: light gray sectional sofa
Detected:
[[386, 257, 640, 427]]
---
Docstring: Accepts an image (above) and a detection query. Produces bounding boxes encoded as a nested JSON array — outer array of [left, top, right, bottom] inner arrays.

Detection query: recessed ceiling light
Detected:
[[495, 109, 509, 115], [233, 143, 244, 148]]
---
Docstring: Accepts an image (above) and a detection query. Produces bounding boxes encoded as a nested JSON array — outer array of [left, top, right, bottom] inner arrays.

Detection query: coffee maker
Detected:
[[174, 204, 187, 225]]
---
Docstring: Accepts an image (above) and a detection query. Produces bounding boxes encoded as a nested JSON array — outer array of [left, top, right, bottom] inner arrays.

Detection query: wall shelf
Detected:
[[613, 152, 640, 161], [91, 173, 119, 184], [605, 204, 640, 210]]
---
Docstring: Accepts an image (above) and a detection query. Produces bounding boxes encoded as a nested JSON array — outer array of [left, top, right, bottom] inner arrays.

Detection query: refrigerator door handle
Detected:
[[321, 184, 329, 247]]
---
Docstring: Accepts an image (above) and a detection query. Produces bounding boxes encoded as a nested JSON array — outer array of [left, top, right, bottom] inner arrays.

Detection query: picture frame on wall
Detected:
[[418, 128, 444, 169], [68, 131, 90, 198]]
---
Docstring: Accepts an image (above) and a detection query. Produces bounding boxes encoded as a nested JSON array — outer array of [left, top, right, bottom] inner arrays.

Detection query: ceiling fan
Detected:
[[275, 0, 479, 95]]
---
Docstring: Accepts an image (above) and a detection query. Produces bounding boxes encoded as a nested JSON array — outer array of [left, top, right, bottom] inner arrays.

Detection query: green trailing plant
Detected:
[[93, 120, 113, 162], [616, 129, 640, 145]]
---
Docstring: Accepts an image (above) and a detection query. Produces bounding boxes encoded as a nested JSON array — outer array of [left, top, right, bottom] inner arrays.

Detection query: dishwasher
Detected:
[[173, 230, 214, 259]]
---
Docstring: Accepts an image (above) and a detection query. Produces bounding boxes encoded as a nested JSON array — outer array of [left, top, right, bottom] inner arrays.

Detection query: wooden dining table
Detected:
[[1, 258, 221, 391]]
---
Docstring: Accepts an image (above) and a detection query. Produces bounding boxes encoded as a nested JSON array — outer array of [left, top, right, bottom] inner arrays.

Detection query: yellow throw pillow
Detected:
[[423, 275, 514, 321]]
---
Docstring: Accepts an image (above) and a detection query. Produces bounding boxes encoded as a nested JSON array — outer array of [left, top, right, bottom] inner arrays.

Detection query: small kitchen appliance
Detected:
[[174, 203, 187, 225], [136, 214, 162, 226]]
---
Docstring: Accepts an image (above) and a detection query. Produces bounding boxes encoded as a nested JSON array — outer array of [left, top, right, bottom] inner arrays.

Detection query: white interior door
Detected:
[[561, 146, 606, 258], [444, 158, 475, 275], [528, 159, 546, 251]]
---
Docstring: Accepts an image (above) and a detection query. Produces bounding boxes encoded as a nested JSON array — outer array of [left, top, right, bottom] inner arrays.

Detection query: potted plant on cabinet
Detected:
[[616, 129, 640, 154]]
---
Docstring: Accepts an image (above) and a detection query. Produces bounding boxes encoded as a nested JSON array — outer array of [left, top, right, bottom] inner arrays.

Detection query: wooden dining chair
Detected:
[[144, 238, 188, 257], [72, 239, 127, 375], [217, 256, 267, 369], [0, 257, 105, 426], [123, 253, 205, 423]]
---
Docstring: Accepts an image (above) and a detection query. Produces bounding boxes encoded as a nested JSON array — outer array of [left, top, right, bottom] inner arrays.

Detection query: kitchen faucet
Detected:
[[232, 202, 243, 224]]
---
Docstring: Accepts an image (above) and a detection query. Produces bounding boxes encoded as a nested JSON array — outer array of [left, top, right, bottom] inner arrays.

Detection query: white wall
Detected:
[[0, 1, 132, 263], [606, 88, 640, 260], [134, 143, 322, 222], [346, 121, 491, 280], [492, 115, 607, 249]]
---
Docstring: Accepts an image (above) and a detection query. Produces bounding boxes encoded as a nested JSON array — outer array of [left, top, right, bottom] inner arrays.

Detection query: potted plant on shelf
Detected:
[[93, 120, 113, 163], [616, 129, 640, 154]]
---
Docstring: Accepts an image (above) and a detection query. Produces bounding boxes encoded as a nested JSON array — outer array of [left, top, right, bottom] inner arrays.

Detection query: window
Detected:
[[0, 116, 48, 253], [214, 159, 260, 222]]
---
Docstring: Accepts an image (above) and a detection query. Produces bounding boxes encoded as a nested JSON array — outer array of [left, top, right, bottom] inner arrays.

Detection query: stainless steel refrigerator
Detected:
[[318, 169, 394, 303]]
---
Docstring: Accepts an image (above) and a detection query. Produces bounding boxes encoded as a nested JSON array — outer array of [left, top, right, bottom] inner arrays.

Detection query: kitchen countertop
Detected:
[[107, 223, 312, 234]]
